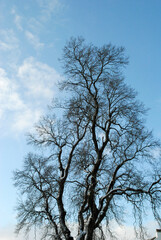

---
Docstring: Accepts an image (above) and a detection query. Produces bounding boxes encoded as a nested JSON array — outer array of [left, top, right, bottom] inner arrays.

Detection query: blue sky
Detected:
[[0, 0, 161, 239]]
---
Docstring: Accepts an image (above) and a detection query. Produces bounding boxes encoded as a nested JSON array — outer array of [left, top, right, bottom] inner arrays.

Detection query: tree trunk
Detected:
[[84, 216, 95, 240]]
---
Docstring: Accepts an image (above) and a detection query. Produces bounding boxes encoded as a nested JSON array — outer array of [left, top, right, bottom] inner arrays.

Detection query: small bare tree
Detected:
[[14, 37, 161, 240]]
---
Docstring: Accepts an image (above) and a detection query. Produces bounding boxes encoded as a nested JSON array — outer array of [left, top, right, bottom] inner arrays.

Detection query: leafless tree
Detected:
[[14, 37, 161, 240]]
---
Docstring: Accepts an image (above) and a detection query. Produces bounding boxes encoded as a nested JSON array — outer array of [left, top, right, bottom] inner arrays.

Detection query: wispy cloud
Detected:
[[0, 29, 19, 51], [14, 15, 23, 31], [10, 1, 64, 53], [11, 7, 44, 50], [27, 17, 43, 33], [25, 31, 44, 50], [0, 29, 20, 70], [11, 8, 23, 31], [36, 0, 63, 21]]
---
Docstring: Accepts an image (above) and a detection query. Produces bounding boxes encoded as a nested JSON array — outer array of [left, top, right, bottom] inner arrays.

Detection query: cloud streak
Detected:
[[36, 0, 63, 21], [0, 29, 21, 72], [25, 31, 44, 50], [11, 8, 23, 31]]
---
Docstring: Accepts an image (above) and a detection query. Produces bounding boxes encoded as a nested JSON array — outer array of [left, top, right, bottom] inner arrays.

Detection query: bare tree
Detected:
[[14, 37, 161, 240]]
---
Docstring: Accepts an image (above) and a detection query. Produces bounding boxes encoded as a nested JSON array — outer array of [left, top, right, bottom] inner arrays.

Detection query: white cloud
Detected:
[[0, 224, 34, 240], [0, 68, 27, 135], [18, 57, 61, 100], [0, 68, 24, 113], [0, 58, 61, 135], [0, 220, 158, 240], [108, 220, 159, 240], [25, 31, 44, 50], [12, 108, 42, 132], [151, 147, 161, 159]]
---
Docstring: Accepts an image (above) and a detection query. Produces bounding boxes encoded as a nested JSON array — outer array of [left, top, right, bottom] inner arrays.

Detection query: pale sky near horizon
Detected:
[[0, 0, 161, 239]]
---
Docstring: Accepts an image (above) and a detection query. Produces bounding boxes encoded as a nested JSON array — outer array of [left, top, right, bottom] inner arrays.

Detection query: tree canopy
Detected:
[[14, 37, 161, 240]]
